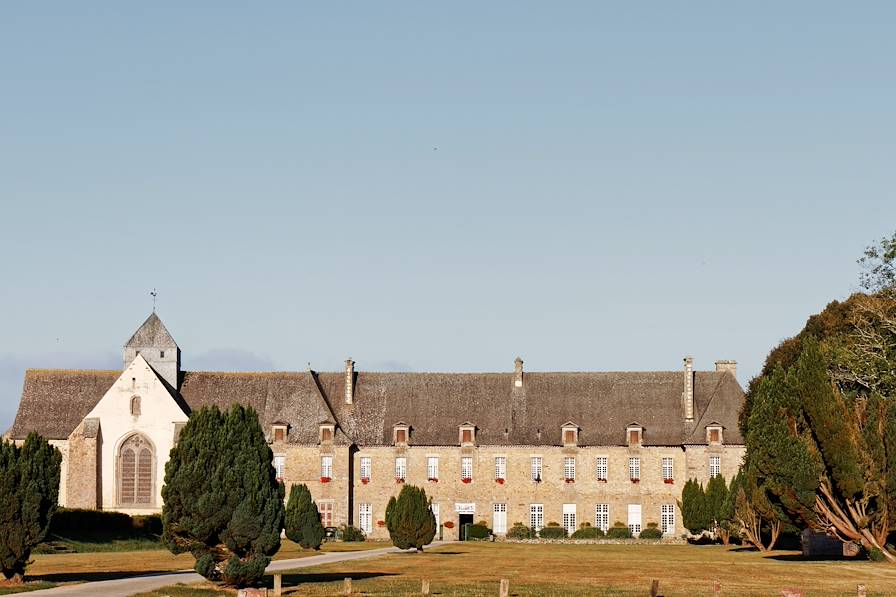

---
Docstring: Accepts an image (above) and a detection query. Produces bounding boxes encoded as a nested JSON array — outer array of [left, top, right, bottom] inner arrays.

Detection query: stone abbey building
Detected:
[[7, 314, 746, 540]]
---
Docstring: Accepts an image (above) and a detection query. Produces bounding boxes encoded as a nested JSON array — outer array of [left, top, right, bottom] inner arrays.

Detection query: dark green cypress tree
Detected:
[[384, 484, 436, 551], [0, 433, 61, 582], [162, 405, 285, 586], [705, 474, 728, 531], [718, 471, 740, 544], [679, 478, 709, 535], [284, 484, 325, 550]]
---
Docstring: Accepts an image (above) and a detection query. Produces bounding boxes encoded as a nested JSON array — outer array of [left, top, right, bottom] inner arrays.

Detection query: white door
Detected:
[[562, 504, 577, 536], [627, 504, 642, 535], [431, 503, 440, 527], [493, 503, 507, 534]]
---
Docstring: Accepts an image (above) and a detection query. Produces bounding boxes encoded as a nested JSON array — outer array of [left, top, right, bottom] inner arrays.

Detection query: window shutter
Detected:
[[462, 429, 472, 444], [710, 429, 720, 443], [396, 429, 407, 444], [564, 430, 575, 444], [629, 430, 639, 444], [321, 428, 332, 442], [274, 428, 284, 442]]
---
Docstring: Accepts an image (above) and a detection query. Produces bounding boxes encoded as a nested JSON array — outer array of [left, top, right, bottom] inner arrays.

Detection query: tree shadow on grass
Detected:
[[766, 553, 864, 562], [263, 572, 395, 588], [29, 570, 189, 583]]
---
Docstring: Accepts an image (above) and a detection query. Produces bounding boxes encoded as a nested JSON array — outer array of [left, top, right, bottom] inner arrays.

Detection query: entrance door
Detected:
[[458, 513, 474, 540]]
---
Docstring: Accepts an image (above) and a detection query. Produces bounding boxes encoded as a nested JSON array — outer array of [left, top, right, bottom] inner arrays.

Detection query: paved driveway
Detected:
[[23, 541, 453, 597]]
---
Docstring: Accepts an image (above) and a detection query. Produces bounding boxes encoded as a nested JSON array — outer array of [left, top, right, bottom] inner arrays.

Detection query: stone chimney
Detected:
[[683, 356, 694, 421], [514, 357, 524, 387], [715, 360, 737, 377], [344, 358, 354, 404]]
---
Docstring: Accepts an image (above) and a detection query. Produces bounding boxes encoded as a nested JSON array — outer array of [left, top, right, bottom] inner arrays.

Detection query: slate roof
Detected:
[[7, 367, 744, 446], [125, 313, 178, 348]]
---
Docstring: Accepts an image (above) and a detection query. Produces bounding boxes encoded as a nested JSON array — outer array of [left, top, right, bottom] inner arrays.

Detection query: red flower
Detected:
[[443, 521, 455, 529], [496, 478, 505, 485], [320, 476, 331, 483], [631, 478, 640, 483], [396, 477, 405, 484], [565, 478, 575, 484], [361, 477, 370, 484], [664, 478, 674, 484], [597, 478, 608, 483], [461, 477, 472, 484], [428, 477, 439, 483], [376, 520, 386, 527]]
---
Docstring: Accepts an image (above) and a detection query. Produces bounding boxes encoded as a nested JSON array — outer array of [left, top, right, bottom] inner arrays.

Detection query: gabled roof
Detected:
[[125, 313, 178, 349]]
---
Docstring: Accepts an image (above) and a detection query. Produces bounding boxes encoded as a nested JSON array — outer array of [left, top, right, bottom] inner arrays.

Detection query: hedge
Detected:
[[49, 509, 162, 540], [538, 524, 568, 539], [639, 524, 663, 540], [506, 523, 534, 539], [339, 525, 366, 542], [606, 522, 633, 539], [571, 526, 605, 539]]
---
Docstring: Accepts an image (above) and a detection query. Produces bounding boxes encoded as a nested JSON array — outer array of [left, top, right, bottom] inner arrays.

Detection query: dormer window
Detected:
[[561, 422, 578, 447], [627, 424, 643, 447], [707, 424, 723, 446], [272, 424, 288, 443], [319, 423, 335, 444], [459, 423, 476, 446], [393, 423, 409, 446]]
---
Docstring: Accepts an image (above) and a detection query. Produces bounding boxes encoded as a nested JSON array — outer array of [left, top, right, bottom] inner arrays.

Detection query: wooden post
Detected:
[[649, 579, 659, 597], [713, 580, 721, 596], [499, 578, 509, 597], [781, 590, 803, 597], [273, 573, 282, 597], [344, 577, 352, 595], [857, 585, 866, 597], [421, 578, 430, 595]]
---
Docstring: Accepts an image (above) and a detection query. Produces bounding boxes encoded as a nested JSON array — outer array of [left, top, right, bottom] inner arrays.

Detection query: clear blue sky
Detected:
[[1, 3, 895, 431]]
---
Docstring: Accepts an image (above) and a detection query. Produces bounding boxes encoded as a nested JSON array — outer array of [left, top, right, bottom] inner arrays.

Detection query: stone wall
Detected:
[[65, 421, 100, 509]]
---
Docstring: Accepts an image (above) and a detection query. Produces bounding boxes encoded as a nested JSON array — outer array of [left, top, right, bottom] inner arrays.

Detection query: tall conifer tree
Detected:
[[385, 484, 436, 551]]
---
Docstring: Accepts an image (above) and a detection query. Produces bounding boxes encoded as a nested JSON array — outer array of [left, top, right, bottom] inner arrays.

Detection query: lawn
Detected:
[[138, 542, 896, 597]]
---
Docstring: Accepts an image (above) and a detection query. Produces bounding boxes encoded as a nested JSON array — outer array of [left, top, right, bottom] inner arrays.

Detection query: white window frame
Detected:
[[530, 503, 544, 532], [564, 456, 576, 481], [709, 455, 721, 478], [531, 456, 543, 481], [562, 503, 577, 536], [494, 456, 506, 480], [629, 457, 640, 480], [318, 500, 334, 527], [596, 456, 608, 481], [359, 456, 371, 480], [320, 455, 333, 478], [427, 456, 439, 480], [662, 457, 674, 481], [359, 503, 372, 534], [273, 454, 285, 481], [595, 504, 609, 532], [461, 456, 473, 480], [627, 504, 642, 535], [661, 504, 675, 535], [395, 456, 407, 480], [493, 503, 507, 534]]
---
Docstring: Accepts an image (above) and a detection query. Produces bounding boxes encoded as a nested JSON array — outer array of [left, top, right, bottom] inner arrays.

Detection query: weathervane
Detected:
[[150, 288, 158, 312]]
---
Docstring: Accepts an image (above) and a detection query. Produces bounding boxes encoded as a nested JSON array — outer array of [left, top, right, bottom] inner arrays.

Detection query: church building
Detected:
[[6, 313, 746, 540]]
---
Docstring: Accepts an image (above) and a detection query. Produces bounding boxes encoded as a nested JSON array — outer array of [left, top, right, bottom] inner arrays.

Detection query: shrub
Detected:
[[49, 509, 162, 541], [162, 405, 285, 587], [639, 523, 663, 540], [506, 523, 534, 539], [571, 526, 605, 539], [339, 525, 366, 542], [0, 434, 62, 582], [285, 484, 325, 550], [606, 522, 633, 539], [466, 524, 491, 540], [385, 485, 436, 551], [538, 525, 568, 539]]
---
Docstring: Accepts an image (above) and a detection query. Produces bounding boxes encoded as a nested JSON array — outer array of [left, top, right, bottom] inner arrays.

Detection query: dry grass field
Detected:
[[135, 542, 896, 597]]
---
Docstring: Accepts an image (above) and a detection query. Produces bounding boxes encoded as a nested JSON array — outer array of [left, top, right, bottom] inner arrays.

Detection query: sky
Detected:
[[1, 3, 895, 432]]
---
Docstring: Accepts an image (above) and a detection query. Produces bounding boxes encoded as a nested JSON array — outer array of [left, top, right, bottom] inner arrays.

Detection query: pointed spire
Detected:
[[125, 313, 178, 349]]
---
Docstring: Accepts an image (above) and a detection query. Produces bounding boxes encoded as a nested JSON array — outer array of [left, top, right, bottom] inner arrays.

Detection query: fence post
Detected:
[[421, 578, 430, 595], [713, 580, 721, 596], [649, 579, 659, 597], [344, 577, 352, 595], [499, 578, 509, 597], [858, 585, 866, 597], [273, 573, 282, 596]]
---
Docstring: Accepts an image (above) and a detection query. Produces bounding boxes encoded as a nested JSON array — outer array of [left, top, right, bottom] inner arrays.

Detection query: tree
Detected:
[[717, 471, 740, 545], [859, 230, 896, 294], [0, 433, 61, 582], [680, 479, 710, 535], [284, 484, 325, 550], [705, 474, 730, 543], [745, 328, 896, 561], [384, 484, 436, 551], [162, 405, 285, 586]]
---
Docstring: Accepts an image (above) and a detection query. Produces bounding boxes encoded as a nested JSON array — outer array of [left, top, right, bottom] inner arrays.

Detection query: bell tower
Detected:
[[123, 313, 181, 390]]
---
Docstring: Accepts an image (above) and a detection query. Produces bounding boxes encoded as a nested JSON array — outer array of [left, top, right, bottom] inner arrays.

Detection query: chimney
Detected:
[[683, 356, 694, 421], [514, 357, 524, 387], [344, 358, 354, 404], [715, 359, 737, 377]]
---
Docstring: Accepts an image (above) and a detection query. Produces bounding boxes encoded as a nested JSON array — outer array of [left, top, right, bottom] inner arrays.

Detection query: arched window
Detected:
[[130, 395, 141, 416], [119, 434, 154, 506]]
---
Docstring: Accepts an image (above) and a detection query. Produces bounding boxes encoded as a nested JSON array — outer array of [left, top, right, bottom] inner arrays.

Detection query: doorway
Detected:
[[458, 513, 474, 540]]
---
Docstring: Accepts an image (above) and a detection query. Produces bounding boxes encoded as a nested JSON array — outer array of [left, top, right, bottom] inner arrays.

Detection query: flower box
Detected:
[[495, 478, 505, 485], [565, 478, 575, 484], [461, 477, 472, 484], [376, 520, 386, 527], [428, 477, 439, 483], [320, 476, 331, 483], [361, 477, 370, 484], [596, 478, 608, 483], [664, 478, 674, 484], [630, 478, 640, 483], [395, 477, 405, 484], [443, 521, 455, 529]]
